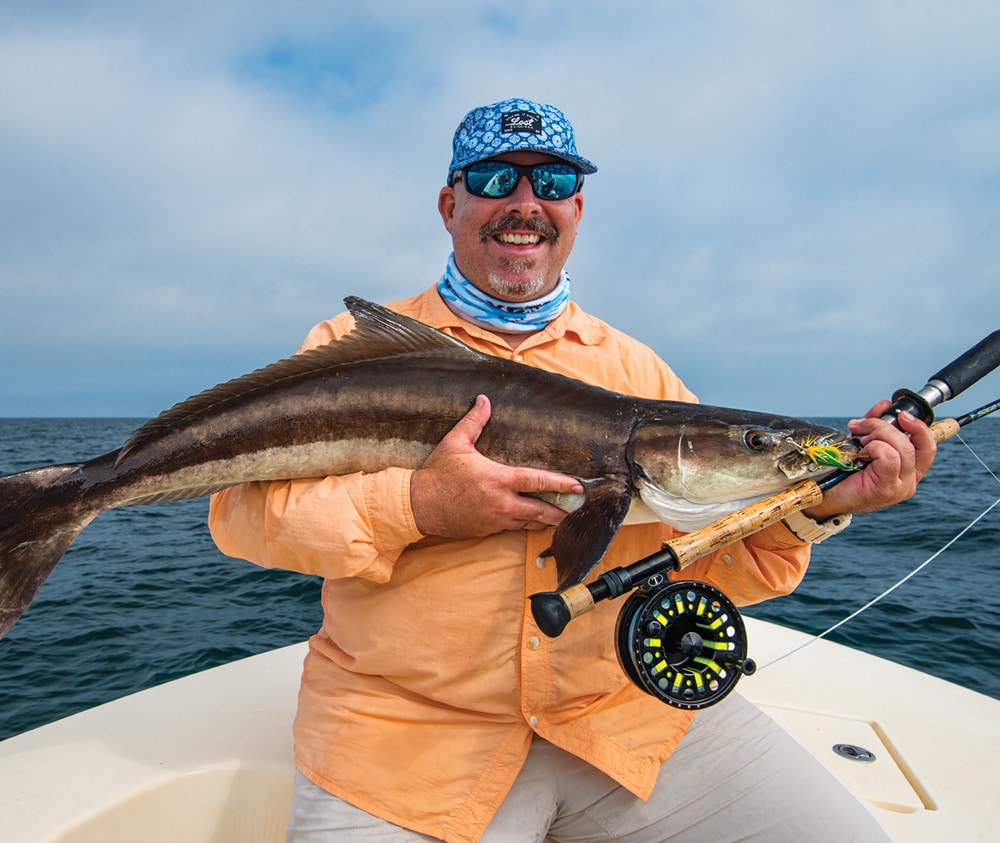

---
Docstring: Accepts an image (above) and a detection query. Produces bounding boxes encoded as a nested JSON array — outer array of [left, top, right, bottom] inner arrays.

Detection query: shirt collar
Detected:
[[413, 286, 608, 349]]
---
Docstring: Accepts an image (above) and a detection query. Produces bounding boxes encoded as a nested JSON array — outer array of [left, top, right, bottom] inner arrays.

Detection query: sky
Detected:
[[1, 1, 998, 420]]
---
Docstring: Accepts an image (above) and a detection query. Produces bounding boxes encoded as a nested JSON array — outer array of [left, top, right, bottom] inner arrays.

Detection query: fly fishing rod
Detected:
[[530, 330, 1000, 710]]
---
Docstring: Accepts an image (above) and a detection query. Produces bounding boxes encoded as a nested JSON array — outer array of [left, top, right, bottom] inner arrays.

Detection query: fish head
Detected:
[[626, 410, 859, 531]]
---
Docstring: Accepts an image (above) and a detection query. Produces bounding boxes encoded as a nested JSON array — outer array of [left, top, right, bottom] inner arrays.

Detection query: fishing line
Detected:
[[957, 432, 1000, 486], [759, 436, 1000, 671]]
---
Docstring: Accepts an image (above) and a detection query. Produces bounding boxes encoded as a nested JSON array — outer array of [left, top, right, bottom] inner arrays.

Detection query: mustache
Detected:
[[479, 215, 559, 243]]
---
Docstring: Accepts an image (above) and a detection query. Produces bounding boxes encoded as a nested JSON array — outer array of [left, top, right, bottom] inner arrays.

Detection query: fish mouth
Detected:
[[779, 432, 865, 477]]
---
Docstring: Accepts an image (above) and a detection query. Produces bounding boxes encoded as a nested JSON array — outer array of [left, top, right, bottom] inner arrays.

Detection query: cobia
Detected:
[[0, 298, 852, 639]]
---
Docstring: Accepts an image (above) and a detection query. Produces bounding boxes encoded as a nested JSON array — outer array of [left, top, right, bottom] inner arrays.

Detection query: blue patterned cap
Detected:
[[448, 98, 598, 182]]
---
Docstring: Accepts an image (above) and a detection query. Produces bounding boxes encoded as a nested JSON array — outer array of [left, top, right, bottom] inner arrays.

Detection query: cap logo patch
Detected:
[[502, 111, 542, 134]]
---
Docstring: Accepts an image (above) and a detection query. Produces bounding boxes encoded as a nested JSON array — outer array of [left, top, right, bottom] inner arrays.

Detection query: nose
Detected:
[[501, 173, 543, 217]]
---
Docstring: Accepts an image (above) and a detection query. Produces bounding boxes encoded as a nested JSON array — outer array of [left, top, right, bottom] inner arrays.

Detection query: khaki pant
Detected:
[[287, 693, 889, 842]]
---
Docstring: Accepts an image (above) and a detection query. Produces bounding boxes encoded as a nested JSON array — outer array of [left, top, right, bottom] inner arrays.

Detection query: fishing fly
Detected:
[[792, 436, 867, 472]]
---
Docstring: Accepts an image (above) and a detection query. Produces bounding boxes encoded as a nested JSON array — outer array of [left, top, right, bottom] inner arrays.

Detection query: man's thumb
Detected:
[[450, 394, 491, 446]]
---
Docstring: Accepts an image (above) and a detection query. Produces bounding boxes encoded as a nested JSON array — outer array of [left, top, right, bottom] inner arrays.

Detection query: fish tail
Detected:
[[0, 464, 95, 639]]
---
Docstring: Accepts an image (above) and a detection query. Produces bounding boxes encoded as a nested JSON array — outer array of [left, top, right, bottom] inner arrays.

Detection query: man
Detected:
[[209, 99, 935, 842]]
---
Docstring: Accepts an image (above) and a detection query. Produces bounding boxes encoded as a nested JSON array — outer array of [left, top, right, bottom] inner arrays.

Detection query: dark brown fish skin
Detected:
[[0, 298, 842, 639]]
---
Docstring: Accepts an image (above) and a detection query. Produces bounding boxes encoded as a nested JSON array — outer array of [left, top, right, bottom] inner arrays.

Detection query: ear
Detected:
[[438, 185, 456, 234]]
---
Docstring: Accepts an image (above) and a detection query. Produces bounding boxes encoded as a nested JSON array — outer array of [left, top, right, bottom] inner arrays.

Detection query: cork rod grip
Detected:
[[666, 479, 825, 571], [931, 417, 960, 443]]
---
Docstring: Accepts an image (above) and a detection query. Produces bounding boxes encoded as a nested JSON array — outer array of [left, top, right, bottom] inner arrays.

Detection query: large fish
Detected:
[[0, 297, 854, 639]]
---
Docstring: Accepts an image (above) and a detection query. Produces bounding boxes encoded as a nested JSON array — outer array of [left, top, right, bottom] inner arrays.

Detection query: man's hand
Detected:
[[409, 395, 585, 539], [803, 399, 938, 521]]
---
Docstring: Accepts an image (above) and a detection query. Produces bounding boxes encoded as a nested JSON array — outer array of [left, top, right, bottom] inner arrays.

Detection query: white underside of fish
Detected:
[[539, 478, 765, 533]]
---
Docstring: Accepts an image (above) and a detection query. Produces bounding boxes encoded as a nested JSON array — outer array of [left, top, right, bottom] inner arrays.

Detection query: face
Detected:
[[438, 151, 585, 302]]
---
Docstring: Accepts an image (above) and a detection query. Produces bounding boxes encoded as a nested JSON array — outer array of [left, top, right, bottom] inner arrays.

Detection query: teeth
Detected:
[[496, 232, 542, 245]]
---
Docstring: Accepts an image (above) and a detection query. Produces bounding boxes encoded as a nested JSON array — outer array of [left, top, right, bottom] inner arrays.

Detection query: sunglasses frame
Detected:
[[457, 160, 583, 201]]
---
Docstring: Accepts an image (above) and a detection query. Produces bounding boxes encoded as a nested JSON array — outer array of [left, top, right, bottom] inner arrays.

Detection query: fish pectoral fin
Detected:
[[551, 477, 632, 590]]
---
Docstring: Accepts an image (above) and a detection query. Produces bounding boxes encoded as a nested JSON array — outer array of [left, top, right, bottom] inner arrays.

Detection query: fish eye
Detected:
[[743, 429, 771, 451]]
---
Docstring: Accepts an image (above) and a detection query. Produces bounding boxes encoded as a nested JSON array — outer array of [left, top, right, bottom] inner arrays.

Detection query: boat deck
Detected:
[[1, 618, 997, 841]]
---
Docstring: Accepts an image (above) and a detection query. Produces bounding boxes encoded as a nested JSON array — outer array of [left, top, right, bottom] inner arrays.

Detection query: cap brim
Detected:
[[450, 148, 598, 177]]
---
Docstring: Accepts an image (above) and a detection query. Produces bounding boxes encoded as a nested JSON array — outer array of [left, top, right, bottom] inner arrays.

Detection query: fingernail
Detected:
[[900, 411, 915, 422]]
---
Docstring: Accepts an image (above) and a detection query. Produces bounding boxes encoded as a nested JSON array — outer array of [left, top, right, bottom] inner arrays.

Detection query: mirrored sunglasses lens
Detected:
[[465, 163, 518, 197], [530, 165, 579, 199]]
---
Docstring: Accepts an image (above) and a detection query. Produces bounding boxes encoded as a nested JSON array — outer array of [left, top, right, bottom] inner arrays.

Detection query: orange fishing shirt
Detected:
[[208, 287, 812, 843]]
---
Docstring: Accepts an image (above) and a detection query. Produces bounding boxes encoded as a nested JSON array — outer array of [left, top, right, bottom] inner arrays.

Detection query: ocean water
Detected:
[[1, 416, 998, 741]]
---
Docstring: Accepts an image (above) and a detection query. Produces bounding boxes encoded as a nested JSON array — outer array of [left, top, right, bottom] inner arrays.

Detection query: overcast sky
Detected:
[[2, 1, 998, 421]]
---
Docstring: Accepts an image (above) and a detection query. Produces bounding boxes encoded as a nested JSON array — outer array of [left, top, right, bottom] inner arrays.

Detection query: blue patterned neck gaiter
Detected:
[[436, 253, 570, 333]]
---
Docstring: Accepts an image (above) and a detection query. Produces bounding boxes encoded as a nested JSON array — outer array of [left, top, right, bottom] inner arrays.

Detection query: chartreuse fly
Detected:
[[794, 436, 866, 472]]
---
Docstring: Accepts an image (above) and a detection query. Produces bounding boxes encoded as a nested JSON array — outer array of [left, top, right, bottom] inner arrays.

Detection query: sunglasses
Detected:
[[458, 160, 583, 201]]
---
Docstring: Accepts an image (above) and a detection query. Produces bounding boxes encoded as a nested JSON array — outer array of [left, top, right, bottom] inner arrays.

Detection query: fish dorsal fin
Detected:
[[343, 296, 474, 356], [117, 298, 476, 464]]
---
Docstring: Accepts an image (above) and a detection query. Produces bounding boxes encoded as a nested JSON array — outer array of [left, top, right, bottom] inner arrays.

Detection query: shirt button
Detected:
[[528, 715, 539, 728], [721, 553, 734, 566], [513, 353, 523, 362], [528, 636, 540, 650], [535, 556, 546, 570]]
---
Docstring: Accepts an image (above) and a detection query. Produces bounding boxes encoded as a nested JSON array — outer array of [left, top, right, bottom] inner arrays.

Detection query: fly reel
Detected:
[[615, 579, 756, 709]]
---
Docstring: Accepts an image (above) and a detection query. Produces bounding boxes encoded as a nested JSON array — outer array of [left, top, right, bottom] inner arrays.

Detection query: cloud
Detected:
[[1, 1, 998, 417]]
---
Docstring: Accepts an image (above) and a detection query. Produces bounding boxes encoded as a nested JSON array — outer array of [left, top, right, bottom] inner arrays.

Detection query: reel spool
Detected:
[[615, 580, 756, 709]]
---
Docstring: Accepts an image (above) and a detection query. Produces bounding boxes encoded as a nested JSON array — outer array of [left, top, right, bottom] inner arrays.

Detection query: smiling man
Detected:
[[209, 99, 932, 842], [441, 152, 584, 305]]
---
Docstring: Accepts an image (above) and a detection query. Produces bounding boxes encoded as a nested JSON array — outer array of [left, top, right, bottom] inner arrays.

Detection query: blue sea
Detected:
[[1, 416, 998, 741]]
